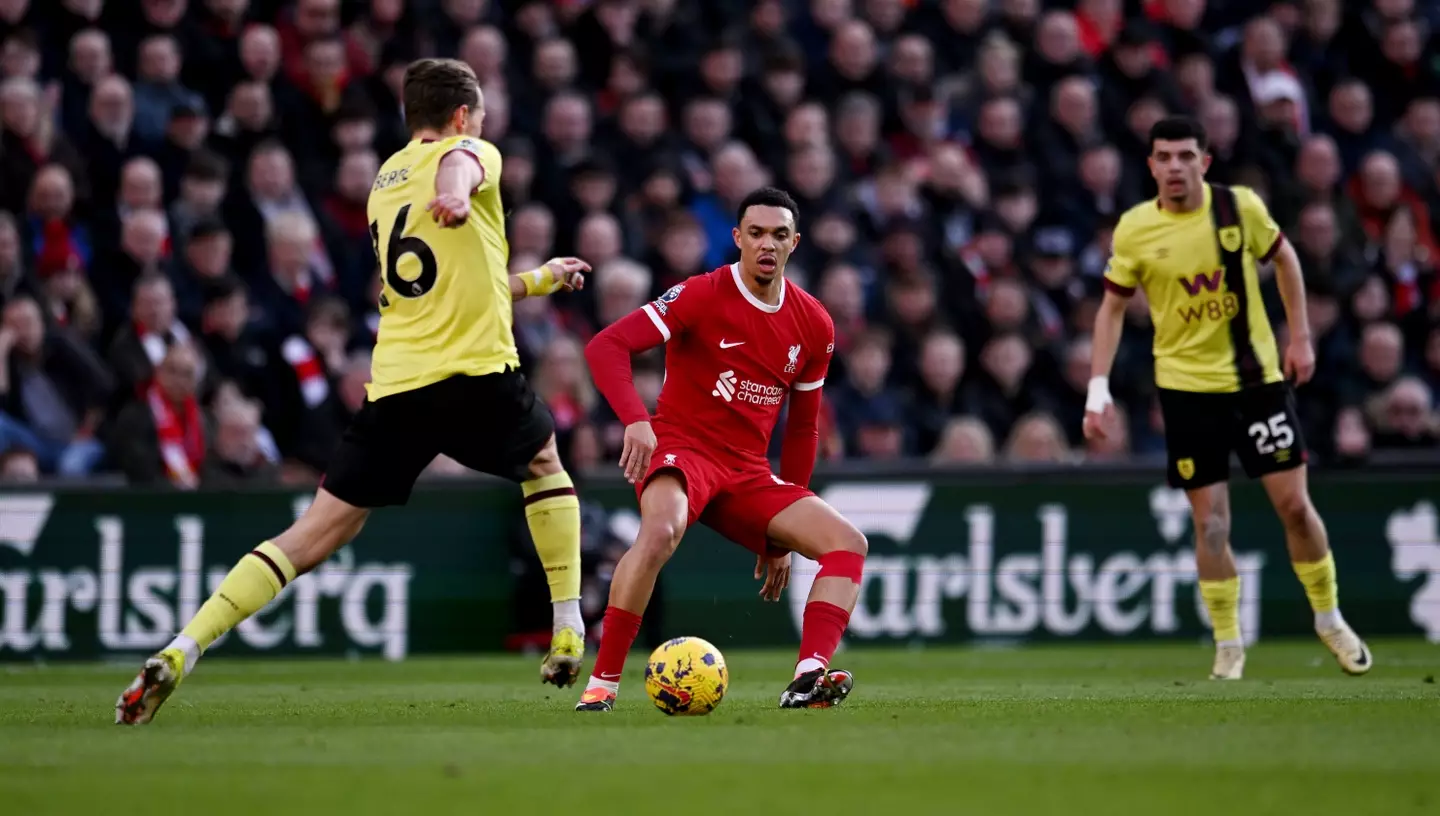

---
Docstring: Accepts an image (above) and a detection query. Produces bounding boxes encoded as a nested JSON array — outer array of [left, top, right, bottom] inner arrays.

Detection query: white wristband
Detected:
[[1085, 376, 1113, 414]]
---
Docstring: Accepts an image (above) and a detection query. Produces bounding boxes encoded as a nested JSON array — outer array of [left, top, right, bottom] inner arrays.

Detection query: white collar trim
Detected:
[[730, 262, 784, 313]]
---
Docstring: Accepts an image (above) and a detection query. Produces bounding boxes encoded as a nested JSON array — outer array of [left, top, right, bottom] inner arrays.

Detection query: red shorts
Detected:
[[638, 444, 814, 555]]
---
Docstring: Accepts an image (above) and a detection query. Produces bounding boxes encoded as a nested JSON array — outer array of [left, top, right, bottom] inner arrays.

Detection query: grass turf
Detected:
[[2, 640, 1438, 815]]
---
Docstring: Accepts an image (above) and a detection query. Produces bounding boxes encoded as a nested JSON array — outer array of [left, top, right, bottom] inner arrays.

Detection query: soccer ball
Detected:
[[644, 636, 728, 716]]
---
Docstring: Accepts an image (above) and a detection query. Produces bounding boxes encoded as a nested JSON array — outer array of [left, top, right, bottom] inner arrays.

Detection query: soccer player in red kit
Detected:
[[578, 187, 868, 711]]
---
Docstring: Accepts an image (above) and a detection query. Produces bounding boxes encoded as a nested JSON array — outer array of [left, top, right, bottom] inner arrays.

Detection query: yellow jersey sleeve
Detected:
[[1235, 186, 1284, 262], [1103, 218, 1141, 295], [444, 136, 502, 194]]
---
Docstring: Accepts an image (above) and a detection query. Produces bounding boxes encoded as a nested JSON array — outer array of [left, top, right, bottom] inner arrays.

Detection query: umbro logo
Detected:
[[1157, 248, 1170, 259], [712, 370, 738, 401], [719, 339, 745, 349]]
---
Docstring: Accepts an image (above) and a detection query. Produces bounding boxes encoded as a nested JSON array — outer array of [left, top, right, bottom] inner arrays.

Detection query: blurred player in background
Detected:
[[118, 59, 592, 725], [579, 187, 867, 711], [1085, 116, 1372, 680]]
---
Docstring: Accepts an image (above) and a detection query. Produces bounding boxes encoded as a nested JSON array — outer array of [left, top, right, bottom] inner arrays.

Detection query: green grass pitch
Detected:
[[3, 640, 1439, 815]]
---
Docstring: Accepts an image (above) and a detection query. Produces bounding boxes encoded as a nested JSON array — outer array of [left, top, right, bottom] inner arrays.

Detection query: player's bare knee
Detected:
[[633, 517, 684, 568], [525, 435, 564, 478], [839, 525, 868, 558], [805, 521, 867, 560], [1195, 510, 1230, 555], [1273, 491, 1313, 533]]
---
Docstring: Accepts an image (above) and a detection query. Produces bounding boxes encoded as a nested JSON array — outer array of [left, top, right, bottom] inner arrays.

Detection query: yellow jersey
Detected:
[[1104, 184, 1285, 393], [365, 135, 515, 400]]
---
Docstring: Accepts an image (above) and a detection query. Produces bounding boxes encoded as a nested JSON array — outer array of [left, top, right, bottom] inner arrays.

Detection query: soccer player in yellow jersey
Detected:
[[1085, 116, 1372, 680], [117, 59, 593, 724]]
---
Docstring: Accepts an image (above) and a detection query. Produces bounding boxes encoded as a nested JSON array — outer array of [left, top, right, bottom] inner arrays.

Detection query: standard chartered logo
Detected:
[[790, 483, 1266, 643], [712, 370, 737, 401], [711, 371, 784, 406]]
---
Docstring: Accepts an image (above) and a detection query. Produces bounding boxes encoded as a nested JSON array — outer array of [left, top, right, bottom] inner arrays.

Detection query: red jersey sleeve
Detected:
[[640, 279, 707, 342], [778, 306, 835, 487], [793, 310, 835, 392]]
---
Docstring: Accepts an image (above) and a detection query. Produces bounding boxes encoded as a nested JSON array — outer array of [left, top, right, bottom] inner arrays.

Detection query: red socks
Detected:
[[588, 606, 643, 686], [795, 601, 851, 676], [794, 550, 863, 677]]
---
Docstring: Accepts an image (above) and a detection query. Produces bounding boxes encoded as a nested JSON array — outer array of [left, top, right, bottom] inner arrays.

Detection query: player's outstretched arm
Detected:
[[1271, 239, 1315, 385], [426, 151, 484, 227], [1084, 288, 1129, 441], [585, 309, 668, 482], [510, 256, 590, 301]]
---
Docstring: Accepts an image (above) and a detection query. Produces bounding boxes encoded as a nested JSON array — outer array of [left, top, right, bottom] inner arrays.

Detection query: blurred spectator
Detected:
[[252, 214, 334, 339], [198, 275, 283, 419], [108, 271, 198, 402], [930, 416, 997, 465], [831, 330, 909, 455], [76, 75, 145, 210], [0, 0, 1430, 482], [909, 328, 966, 455], [1369, 376, 1440, 449], [1003, 411, 1072, 463], [531, 335, 596, 462], [133, 33, 204, 144], [0, 447, 39, 482], [201, 392, 279, 486], [964, 332, 1056, 442], [593, 257, 650, 328], [109, 341, 207, 488], [0, 296, 111, 475], [0, 210, 37, 307], [273, 296, 352, 469], [1, 76, 87, 216], [1332, 405, 1372, 465]]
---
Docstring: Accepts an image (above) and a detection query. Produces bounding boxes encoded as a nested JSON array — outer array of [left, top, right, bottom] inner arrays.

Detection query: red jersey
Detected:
[[638, 264, 834, 465]]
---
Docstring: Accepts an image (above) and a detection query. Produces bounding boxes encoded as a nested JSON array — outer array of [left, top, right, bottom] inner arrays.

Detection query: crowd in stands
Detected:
[[0, 0, 1438, 489]]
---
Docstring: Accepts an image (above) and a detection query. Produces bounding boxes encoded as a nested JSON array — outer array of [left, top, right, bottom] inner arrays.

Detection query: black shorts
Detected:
[[1157, 382, 1307, 490], [323, 370, 554, 508]]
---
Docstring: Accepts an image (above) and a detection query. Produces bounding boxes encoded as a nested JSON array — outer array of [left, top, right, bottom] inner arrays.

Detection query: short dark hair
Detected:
[[188, 218, 230, 241], [402, 58, 480, 133], [307, 296, 352, 332], [185, 149, 229, 182], [1149, 116, 1208, 152], [203, 274, 247, 306], [736, 186, 800, 225]]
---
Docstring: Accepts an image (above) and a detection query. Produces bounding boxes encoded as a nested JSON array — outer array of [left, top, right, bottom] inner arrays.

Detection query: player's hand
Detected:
[[755, 547, 791, 602], [1284, 337, 1316, 386], [425, 193, 470, 227], [1082, 405, 1117, 441], [1082, 376, 1116, 441], [534, 257, 590, 295], [619, 420, 656, 484]]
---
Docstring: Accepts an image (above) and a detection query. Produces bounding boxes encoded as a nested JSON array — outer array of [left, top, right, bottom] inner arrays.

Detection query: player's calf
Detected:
[[578, 475, 688, 710], [521, 435, 588, 687], [116, 490, 368, 723], [1260, 469, 1374, 674], [767, 497, 867, 703]]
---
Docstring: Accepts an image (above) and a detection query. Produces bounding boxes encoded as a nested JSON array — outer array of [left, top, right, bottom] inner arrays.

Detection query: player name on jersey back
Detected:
[[365, 135, 516, 401], [642, 264, 835, 463]]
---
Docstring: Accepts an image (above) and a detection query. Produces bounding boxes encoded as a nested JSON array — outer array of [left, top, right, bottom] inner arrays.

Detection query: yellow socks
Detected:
[[180, 541, 297, 651], [522, 471, 583, 605], [1293, 552, 1342, 629], [1199, 577, 1242, 645]]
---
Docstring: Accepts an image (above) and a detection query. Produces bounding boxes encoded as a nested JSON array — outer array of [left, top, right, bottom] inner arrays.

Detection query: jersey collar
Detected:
[[729, 262, 785, 313], [1155, 183, 1213, 218]]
